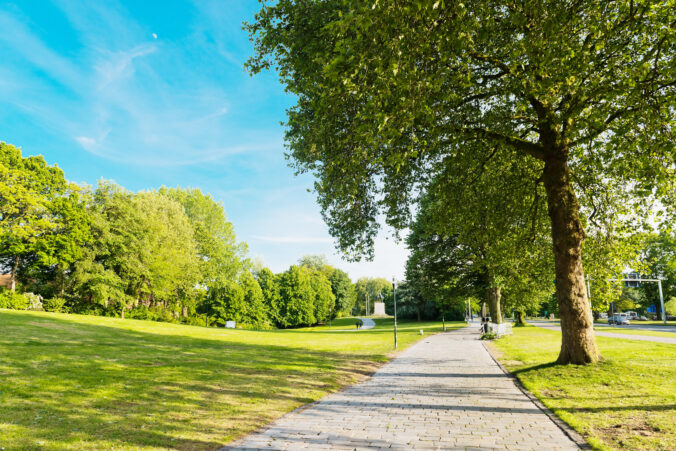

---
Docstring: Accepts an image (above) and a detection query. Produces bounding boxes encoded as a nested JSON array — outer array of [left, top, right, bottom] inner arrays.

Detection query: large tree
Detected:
[[159, 187, 249, 286], [0, 143, 70, 291], [247, 0, 675, 363]]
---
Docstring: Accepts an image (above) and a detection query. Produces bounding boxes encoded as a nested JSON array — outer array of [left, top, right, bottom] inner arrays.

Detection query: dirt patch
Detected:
[[597, 419, 661, 446], [541, 388, 566, 398]]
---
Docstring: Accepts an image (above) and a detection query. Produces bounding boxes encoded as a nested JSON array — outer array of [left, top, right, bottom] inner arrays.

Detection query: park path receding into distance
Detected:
[[223, 326, 579, 450], [359, 317, 376, 330]]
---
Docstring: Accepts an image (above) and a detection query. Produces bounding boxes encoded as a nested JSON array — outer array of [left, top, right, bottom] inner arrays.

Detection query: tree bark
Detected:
[[542, 155, 600, 364], [10, 256, 19, 292], [487, 286, 502, 324], [486, 270, 503, 324], [514, 309, 527, 326]]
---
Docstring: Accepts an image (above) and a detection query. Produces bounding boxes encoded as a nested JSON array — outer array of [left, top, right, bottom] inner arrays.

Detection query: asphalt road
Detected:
[[529, 320, 676, 345]]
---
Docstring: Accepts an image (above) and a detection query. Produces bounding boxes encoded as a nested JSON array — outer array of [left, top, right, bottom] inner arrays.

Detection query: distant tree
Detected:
[[72, 183, 200, 317], [665, 297, 676, 316], [21, 184, 92, 299], [308, 269, 335, 323], [298, 254, 330, 273], [239, 271, 267, 326], [328, 269, 355, 317], [639, 232, 676, 315], [211, 281, 245, 325], [277, 265, 315, 327], [255, 267, 281, 326], [134, 192, 200, 312], [384, 282, 435, 321], [159, 187, 249, 286], [247, 0, 675, 364]]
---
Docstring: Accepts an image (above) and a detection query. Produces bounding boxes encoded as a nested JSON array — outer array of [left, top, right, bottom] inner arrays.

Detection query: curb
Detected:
[[482, 341, 591, 450]]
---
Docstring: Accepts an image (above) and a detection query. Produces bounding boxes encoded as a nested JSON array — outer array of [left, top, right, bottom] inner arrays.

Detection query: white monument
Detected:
[[373, 302, 387, 316]]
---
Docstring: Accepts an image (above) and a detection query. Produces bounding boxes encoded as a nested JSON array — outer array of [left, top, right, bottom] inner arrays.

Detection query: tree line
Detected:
[[247, 0, 675, 363], [0, 143, 392, 328]]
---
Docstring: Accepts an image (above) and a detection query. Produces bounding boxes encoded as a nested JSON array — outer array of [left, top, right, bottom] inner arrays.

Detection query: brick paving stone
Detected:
[[222, 327, 580, 450]]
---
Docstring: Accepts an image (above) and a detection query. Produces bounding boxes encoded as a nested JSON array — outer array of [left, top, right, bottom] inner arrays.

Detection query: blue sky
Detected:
[[0, 0, 407, 280]]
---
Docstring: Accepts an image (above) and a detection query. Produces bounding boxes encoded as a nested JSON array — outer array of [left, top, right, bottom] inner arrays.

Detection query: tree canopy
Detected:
[[247, 0, 675, 363]]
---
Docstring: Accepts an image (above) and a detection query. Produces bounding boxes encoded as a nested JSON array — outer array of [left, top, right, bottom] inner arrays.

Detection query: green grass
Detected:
[[489, 326, 676, 450], [593, 326, 676, 338], [0, 310, 461, 450]]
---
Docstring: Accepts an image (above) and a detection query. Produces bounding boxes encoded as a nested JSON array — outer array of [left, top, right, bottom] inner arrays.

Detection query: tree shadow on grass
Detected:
[[0, 312, 386, 450]]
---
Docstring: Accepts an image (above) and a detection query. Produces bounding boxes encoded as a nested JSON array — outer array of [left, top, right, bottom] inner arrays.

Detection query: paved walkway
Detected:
[[224, 327, 579, 450], [530, 321, 676, 345], [359, 318, 376, 330]]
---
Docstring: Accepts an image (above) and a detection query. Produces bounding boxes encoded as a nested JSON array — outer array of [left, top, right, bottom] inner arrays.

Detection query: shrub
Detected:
[[43, 297, 67, 312], [0, 291, 29, 310]]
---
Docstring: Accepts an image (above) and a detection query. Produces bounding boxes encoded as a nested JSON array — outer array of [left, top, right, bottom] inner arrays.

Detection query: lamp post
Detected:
[[393, 278, 398, 349]]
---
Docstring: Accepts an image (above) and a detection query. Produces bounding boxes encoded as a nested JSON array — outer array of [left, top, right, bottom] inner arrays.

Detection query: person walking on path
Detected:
[[224, 327, 580, 450]]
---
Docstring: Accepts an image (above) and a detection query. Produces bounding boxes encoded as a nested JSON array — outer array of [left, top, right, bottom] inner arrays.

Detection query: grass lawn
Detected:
[[593, 326, 676, 338], [489, 326, 676, 450], [0, 310, 460, 450]]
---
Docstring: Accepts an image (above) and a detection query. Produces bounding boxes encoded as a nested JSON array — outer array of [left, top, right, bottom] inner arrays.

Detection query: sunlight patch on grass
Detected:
[[0, 310, 463, 450]]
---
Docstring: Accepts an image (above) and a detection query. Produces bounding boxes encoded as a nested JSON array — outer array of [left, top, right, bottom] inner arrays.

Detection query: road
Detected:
[[530, 320, 676, 345]]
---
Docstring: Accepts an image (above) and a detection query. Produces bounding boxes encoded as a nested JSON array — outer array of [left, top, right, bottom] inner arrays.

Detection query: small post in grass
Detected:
[[442, 315, 445, 332]]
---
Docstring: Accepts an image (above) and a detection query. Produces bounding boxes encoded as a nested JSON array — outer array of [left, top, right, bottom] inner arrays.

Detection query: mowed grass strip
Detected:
[[0, 310, 460, 450], [593, 326, 676, 338], [489, 326, 676, 450]]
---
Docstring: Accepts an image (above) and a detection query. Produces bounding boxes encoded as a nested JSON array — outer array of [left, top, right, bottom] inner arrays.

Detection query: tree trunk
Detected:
[[487, 286, 502, 324], [486, 270, 502, 324], [514, 309, 527, 326], [542, 155, 599, 364], [10, 256, 19, 292]]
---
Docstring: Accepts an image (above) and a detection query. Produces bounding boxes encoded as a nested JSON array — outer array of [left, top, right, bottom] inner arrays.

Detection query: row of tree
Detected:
[[0, 143, 390, 328], [247, 0, 675, 363]]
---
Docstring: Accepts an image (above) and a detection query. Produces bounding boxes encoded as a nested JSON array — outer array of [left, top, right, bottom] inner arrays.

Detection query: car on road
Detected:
[[608, 314, 630, 325]]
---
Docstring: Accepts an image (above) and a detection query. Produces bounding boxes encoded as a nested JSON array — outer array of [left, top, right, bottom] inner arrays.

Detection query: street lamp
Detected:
[[392, 277, 398, 349]]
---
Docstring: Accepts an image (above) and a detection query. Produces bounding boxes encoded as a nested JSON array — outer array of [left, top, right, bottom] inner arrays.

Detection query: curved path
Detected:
[[223, 327, 579, 450], [359, 317, 376, 330]]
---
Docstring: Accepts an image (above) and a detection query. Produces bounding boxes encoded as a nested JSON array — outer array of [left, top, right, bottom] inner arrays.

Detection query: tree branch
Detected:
[[470, 128, 546, 160]]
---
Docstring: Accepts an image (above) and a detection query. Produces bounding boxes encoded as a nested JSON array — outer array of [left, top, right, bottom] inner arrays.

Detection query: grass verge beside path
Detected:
[[488, 326, 676, 450], [0, 310, 460, 450], [593, 326, 676, 338]]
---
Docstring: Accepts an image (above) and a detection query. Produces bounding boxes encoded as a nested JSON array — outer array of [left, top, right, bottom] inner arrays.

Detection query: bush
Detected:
[[126, 305, 179, 323], [665, 297, 676, 316], [0, 291, 29, 310], [43, 297, 67, 312]]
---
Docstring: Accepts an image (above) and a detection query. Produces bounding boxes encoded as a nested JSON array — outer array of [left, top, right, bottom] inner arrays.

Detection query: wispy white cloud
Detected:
[[0, 0, 408, 281]]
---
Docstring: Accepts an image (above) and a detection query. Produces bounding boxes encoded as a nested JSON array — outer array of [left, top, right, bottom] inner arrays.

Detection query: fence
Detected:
[[488, 322, 513, 338]]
